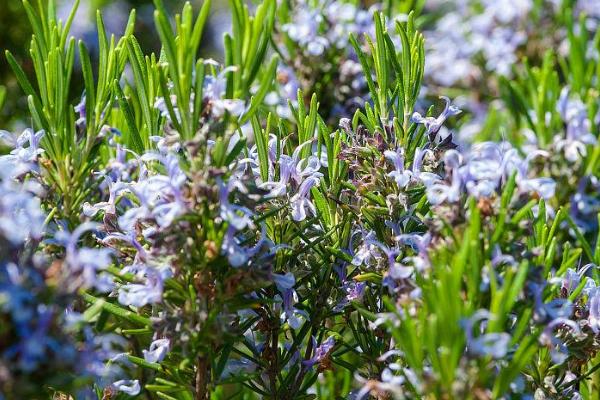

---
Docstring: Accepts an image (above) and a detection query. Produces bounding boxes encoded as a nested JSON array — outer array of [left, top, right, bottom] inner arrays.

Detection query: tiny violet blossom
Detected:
[[83, 176, 127, 218], [384, 147, 412, 188], [425, 150, 462, 205], [273, 272, 296, 292], [556, 264, 595, 297], [74, 93, 86, 126], [351, 230, 379, 266], [411, 96, 462, 136], [463, 310, 511, 359], [363, 236, 414, 285], [555, 87, 596, 162], [219, 178, 254, 230], [203, 65, 246, 118], [277, 285, 308, 330], [0, 129, 45, 178], [111, 379, 141, 396], [334, 281, 367, 312], [222, 226, 263, 267], [55, 222, 114, 292], [303, 336, 335, 368], [290, 174, 323, 221], [273, 272, 311, 328], [531, 282, 573, 323], [396, 232, 432, 271], [117, 265, 171, 307], [282, 4, 328, 56], [143, 339, 170, 363], [539, 318, 583, 364], [0, 181, 45, 244], [587, 288, 600, 334]]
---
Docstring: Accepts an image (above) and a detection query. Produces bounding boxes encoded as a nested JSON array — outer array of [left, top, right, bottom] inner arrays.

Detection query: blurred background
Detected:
[[0, 0, 230, 129]]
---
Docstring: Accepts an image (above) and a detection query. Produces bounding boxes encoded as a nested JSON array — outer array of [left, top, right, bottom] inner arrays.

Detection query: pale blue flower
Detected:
[[55, 222, 114, 292], [282, 4, 327, 56], [277, 287, 308, 330], [463, 310, 511, 359], [351, 230, 378, 266], [204, 65, 246, 118], [222, 225, 266, 267], [143, 338, 170, 363], [411, 96, 461, 135], [290, 174, 322, 221], [384, 147, 412, 188], [111, 379, 141, 396], [303, 336, 335, 368], [273, 272, 296, 292], [83, 176, 127, 218], [588, 288, 600, 334], [555, 87, 596, 162], [118, 264, 171, 307], [219, 179, 254, 230], [539, 318, 583, 364]]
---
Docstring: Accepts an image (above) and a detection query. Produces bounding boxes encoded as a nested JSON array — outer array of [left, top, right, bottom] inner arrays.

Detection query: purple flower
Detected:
[[282, 5, 327, 56], [539, 318, 583, 364], [115, 152, 188, 231], [0, 129, 45, 177], [588, 288, 600, 334], [463, 310, 511, 359], [411, 96, 461, 135], [425, 151, 462, 205], [211, 99, 246, 118], [221, 225, 266, 267], [219, 179, 254, 230], [346, 281, 366, 301], [303, 336, 335, 368], [83, 176, 127, 218], [290, 174, 322, 221], [0, 181, 45, 244], [384, 147, 412, 188], [273, 272, 296, 292], [117, 265, 171, 307], [74, 93, 86, 126], [203, 64, 246, 118], [102, 231, 148, 264], [500, 147, 556, 200], [363, 236, 414, 286], [334, 281, 367, 312], [531, 282, 574, 323], [351, 230, 379, 266], [111, 379, 141, 396], [257, 138, 322, 198], [278, 287, 308, 330], [395, 232, 432, 271], [143, 338, 170, 363], [555, 87, 596, 162], [55, 222, 114, 292]]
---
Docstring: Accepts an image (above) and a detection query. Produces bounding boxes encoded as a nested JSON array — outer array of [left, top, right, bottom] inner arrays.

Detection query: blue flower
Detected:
[[384, 147, 412, 188], [303, 336, 335, 369], [273, 272, 296, 292], [539, 318, 583, 364], [111, 379, 141, 396], [117, 265, 170, 307], [555, 87, 596, 162], [463, 310, 511, 359], [588, 288, 600, 334], [411, 96, 461, 136], [143, 338, 170, 363], [55, 222, 114, 292], [290, 174, 322, 221]]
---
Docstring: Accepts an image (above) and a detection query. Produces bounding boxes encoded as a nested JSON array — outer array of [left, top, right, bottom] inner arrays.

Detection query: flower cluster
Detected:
[[3, 0, 600, 399]]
